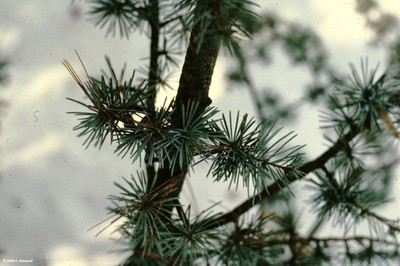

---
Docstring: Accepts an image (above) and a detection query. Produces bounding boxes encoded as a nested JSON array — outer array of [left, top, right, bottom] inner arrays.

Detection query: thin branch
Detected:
[[264, 235, 399, 247], [133, 248, 176, 264], [310, 235, 399, 245], [131, 234, 399, 264], [354, 202, 400, 233], [201, 125, 361, 230], [145, 0, 160, 190], [160, 15, 182, 28], [147, 0, 160, 111]]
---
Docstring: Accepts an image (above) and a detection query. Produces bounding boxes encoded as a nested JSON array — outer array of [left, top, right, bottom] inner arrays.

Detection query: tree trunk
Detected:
[[152, 0, 222, 209]]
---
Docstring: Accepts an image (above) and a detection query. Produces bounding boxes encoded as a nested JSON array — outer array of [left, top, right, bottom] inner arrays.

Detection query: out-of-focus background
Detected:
[[0, 1, 399, 265]]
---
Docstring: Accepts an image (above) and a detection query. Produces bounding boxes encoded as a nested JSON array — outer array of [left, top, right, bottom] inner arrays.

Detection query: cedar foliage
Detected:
[[64, 0, 400, 265]]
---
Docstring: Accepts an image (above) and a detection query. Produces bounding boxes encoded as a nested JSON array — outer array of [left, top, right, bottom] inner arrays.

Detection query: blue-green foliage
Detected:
[[65, 0, 400, 265]]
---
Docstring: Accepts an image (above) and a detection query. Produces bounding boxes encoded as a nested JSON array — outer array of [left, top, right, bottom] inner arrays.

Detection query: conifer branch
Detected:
[[201, 125, 361, 230], [354, 202, 400, 233], [66, 1, 400, 264]]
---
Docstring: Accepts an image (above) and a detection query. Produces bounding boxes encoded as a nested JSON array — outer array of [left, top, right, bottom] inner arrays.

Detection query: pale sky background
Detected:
[[1, 1, 400, 265]]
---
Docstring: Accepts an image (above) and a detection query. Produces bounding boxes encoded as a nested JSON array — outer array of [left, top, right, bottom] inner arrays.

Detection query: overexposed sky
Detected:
[[1, 1, 400, 265]]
